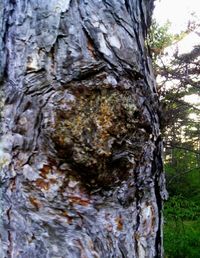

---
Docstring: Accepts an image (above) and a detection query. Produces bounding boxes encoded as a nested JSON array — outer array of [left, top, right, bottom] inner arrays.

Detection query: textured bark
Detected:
[[0, 1, 166, 257]]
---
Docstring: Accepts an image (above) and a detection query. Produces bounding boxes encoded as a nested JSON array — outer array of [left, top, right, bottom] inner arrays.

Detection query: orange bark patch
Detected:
[[115, 215, 123, 231], [9, 178, 16, 192], [68, 196, 91, 206], [87, 37, 96, 58], [35, 178, 49, 190], [49, 178, 57, 184], [29, 196, 42, 210], [61, 211, 73, 223], [40, 165, 51, 178]]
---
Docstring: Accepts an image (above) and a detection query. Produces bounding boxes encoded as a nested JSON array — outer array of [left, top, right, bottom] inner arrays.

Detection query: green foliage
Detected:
[[165, 148, 200, 198], [164, 196, 200, 221], [164, 219, 200, 258], [147, 18, 197, 62], [147, 19, 174, 59]]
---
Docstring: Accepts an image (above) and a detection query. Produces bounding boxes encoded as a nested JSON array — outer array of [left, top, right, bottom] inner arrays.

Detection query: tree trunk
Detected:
[[0, 1, 166, 257]]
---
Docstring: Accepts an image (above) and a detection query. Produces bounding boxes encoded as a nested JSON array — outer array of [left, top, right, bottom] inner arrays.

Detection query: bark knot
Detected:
[[43, 86, 143, 187]]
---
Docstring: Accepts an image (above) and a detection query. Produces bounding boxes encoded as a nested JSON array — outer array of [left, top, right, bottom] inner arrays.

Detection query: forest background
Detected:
[[151, 0, 200, 257]]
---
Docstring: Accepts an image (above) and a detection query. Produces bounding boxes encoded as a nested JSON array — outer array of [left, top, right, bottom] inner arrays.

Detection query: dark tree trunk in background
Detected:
[[0, 0, 166, 257]]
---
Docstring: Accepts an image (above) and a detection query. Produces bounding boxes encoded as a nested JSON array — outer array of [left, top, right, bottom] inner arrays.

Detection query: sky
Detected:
[[153, 0, 200, 54], [153, 0, 200, 34], [153, 0, 200, 67]]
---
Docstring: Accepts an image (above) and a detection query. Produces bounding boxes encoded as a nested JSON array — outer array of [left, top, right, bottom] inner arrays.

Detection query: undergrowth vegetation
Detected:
[[164, 195, 200, 258], [164, 154, 200, 258]]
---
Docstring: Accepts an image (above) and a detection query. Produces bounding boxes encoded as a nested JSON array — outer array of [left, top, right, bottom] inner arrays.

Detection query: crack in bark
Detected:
[[153, 136, 164, 257], [6, 206, 12, 258]]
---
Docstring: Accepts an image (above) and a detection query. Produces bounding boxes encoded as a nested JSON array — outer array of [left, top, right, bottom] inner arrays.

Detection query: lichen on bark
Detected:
[[43, 81, 145, 187]]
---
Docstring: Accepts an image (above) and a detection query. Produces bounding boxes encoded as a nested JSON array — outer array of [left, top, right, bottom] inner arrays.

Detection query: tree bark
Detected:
[[0, 1, 166, 257]]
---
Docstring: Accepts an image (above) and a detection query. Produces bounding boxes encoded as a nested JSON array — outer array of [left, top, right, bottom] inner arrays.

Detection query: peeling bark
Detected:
[[0, 1, 166, 257]]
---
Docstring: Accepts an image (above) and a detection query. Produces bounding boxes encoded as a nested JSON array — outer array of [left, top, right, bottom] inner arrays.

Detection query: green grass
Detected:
[[164, 220, 200, 258], [164, 196, 200, 258]]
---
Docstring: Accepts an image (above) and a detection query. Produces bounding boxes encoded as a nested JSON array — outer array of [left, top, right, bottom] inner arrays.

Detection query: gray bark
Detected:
[[0, 0, 166, 257]]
